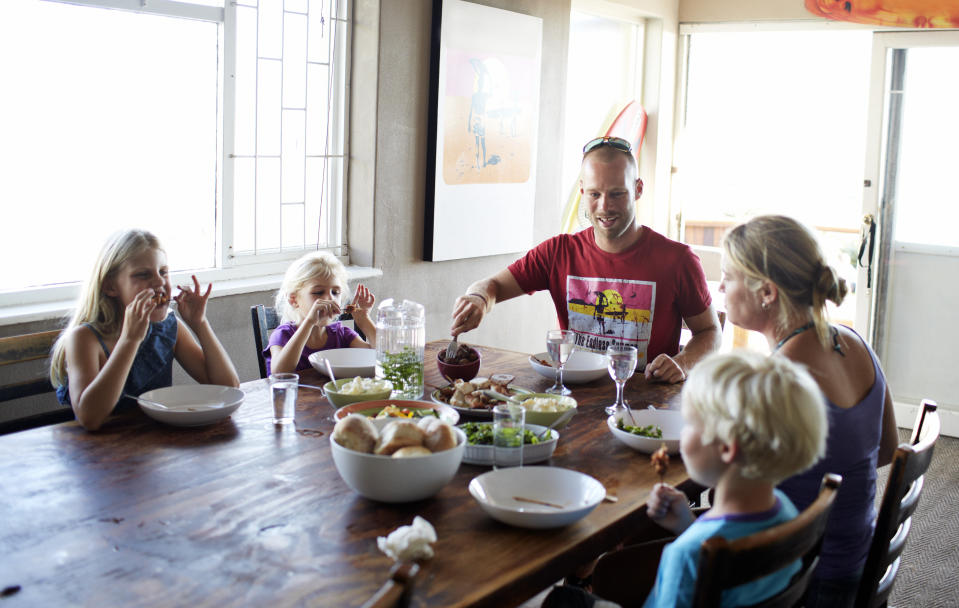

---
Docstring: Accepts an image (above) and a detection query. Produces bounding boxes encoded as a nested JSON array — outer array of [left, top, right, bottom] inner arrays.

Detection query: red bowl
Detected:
[[436, 347, 481, 382]]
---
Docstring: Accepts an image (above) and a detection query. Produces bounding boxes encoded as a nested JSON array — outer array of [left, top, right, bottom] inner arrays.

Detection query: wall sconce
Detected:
[[805, 0, 959, 28]]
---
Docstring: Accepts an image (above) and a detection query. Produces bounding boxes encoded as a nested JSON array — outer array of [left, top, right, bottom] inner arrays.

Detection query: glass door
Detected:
[[860, 31, 959, 410]]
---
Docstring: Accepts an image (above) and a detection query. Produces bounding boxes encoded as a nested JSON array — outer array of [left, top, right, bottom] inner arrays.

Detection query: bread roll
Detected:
[[374, 420, 425, 455], [332, 414, 378, 453], [392, 446, 432, 458], [423, 420, 457, 453]]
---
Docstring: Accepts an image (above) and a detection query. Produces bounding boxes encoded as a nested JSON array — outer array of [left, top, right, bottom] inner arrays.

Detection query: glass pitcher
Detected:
[[375, 299, 425, 399]]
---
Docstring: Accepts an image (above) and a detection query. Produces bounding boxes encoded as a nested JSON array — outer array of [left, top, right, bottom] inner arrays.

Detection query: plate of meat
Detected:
[[431, 374, 531, 421]]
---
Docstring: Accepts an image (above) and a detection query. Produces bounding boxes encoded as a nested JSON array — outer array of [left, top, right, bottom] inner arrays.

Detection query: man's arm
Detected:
[[450, 268, 525, 336], [644, 305, 722, 383]]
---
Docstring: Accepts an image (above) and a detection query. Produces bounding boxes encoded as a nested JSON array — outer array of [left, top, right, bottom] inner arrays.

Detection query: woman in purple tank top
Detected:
[[719, 215, 900, 607], [266, 251, 377, 376]]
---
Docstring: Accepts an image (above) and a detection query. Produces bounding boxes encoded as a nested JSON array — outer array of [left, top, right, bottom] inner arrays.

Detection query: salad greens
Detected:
[[460, 422, 541, 446], [379, 347, 423, 396], [616, 420, 663, 438]]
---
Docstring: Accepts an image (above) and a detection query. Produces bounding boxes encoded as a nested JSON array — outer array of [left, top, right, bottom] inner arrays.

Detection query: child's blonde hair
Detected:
[[275, 251, 349, 324], [50, 229, 164, 388], [682, 350, 827, 483]]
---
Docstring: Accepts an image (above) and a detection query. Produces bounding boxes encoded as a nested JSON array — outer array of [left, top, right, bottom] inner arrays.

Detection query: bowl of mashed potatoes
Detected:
[[514, 393, 577, 428], [324, 376, 394, 407]]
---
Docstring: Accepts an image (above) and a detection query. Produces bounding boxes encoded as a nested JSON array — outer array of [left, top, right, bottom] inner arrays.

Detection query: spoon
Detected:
[[125, 394, 169, 409], [536, 407, 576, 440], [323, 358, 337, 383]]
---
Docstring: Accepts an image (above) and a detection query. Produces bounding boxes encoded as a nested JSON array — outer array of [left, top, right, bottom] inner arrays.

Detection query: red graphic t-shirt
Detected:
[[508, 227, 711, 368]]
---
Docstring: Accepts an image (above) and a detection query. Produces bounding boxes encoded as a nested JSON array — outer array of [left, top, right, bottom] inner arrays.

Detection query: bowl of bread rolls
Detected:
[[330, 414, 466, 502]]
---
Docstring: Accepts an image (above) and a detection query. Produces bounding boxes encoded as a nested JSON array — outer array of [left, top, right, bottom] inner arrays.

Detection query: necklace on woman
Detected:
[[774, 321, 815, 352]]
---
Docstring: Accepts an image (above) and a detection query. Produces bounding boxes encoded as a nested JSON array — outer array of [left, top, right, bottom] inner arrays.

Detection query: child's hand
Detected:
[[348, 284, 375, 315], [174, 275, 212, 328], [119, 289, 158, 344], [306, 298, 341, 326], [646, 483, 695, 535]]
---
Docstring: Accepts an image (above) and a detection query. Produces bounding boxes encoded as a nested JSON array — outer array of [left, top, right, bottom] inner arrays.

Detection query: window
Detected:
[[0, 0, 349, 302]]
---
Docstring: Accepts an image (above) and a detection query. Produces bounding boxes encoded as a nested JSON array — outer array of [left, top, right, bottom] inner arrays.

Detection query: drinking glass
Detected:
[[545, 329, 575, 396], [493, 403, 525, 469], [605, 344, 638, 419], [270, 372, 299, 425]]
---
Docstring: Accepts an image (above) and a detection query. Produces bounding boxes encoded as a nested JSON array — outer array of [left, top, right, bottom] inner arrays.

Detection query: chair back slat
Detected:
[[0, 330, 73, 435], [691, 473, 842, 608], [855, 400, 939, 608], [0, 330, 60, 367]]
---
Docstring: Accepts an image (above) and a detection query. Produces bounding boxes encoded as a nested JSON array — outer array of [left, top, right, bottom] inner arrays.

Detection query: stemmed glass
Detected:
[[545, 330, 575, 396], [605, 344, 638, 420]]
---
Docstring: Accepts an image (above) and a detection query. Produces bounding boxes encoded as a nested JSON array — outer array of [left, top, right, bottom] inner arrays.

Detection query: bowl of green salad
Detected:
[[607, 407, 682, 454], [457, 421, 558, 466]]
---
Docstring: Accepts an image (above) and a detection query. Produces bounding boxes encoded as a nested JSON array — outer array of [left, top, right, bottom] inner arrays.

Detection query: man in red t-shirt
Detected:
[[450, 138, 721, 383]]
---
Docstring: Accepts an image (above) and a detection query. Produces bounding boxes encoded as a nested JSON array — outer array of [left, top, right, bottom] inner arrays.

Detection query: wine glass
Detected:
[[605, 344, 638, 419], [545, 330, 575, 396]]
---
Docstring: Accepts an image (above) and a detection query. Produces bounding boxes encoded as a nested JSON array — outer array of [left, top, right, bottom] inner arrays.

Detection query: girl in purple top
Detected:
[[266, 251, 376, 375], [720, 215, 899, 607]]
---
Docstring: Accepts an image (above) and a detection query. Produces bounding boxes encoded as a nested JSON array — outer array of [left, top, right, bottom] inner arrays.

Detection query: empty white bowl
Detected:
[[137, 385, 245, 427], [607, 408, 683, 454], [529, 350, 609, 384], [469, 467, 606, 529], [330, 425, 467, 503], [309, 348, 376, 378]]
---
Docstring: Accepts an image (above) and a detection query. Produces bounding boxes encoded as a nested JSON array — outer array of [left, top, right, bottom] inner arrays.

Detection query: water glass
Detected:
[[545, 329, 575, 396], [493, 404, 525, 469], [605, 344, 638, 419], [270, 372, 299, 425]]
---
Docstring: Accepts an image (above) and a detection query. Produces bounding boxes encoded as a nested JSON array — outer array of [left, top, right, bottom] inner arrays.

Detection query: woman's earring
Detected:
[[761, 301, 769, 311]]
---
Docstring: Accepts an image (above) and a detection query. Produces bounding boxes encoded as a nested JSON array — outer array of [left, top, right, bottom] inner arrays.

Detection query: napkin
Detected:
[[377, 516, 437, 561]]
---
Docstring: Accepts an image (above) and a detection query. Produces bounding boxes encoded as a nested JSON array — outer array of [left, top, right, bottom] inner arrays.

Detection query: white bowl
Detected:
[[330, 425, 467, 503], [137, 385, 245, 427], [458, 422, 559, 466], [529, 350, 609, 384], [607, 408, 683, 454], [309, 348, 376, 378], [469, 467, 606, 529]]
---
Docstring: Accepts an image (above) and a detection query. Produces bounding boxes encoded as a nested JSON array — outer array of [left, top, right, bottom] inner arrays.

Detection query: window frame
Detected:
[[0, 0, 353, 316]]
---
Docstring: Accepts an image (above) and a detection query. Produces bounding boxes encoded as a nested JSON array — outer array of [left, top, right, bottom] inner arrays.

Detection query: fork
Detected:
[[444, 334, 459, 361]]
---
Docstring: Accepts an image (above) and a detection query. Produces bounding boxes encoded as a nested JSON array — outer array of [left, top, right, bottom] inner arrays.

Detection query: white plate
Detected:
[[529, 350, 609, 384], [137, 385, 245, 427], [607, 408, 683, 454], [308, 348, 376, 378], [469, 467, 606, 529], [458, 422, 559, 466]]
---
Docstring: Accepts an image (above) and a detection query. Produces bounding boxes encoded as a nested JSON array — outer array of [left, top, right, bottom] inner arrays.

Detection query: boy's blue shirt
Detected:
[[643, 489, 801, 608]]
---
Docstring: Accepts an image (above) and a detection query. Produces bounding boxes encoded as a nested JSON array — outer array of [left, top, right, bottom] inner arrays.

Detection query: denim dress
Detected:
[[56, 313, 178, 408]]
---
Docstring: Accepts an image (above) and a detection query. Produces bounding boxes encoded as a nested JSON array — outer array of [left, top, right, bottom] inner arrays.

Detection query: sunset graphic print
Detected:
[[566, 275, 654, 367]]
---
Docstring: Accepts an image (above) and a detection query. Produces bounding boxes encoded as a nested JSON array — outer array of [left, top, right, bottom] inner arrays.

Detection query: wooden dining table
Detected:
[[0, 341, 694, 607]]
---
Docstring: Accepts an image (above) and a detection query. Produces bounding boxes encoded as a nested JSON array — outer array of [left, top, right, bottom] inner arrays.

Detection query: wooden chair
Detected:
[[361, 562, 419, 608], [250, 304, 366, 379], [0, 330, 75, 434], [854, 399, 940, 608], [592, 473, 842, 608]]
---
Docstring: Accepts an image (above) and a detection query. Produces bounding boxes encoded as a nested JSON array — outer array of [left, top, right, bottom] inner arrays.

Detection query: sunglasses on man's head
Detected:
[[582, 136, 632, 155]]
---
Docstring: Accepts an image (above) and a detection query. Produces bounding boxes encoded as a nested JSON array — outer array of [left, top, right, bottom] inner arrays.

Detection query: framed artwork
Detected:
[[423, 0, 543, 261]]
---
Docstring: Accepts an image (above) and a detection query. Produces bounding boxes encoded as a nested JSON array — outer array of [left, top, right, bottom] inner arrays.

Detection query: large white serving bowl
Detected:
[[137, 385, 245, 427], [607, 408, 683, 455], [529, 350, 609, 384], [469, 467, 606, 529], [330, 424, 467, 503], [309, 348, 376, 378], [458, 422, 559, 466]]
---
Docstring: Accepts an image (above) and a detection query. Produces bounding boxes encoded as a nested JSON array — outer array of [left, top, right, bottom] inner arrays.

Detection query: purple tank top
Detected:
[[264, 321, 359, 376], [778, 327, 886, 580]]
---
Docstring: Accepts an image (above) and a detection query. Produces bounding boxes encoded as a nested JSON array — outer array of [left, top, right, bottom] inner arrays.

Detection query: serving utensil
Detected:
[[535, 408, 576, 440], [323, 358, 337, 383], [480, 389, 523, 405]]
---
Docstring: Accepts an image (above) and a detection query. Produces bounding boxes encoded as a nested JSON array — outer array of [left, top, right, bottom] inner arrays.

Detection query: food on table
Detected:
[[335, 376, 393, 395], [374, 420, 426, 455], [651, 442, 669, 482], [153, 290, 170, 305], [438, 343, 479, 365], [333, 415, 457, 458], [460, 421, 541, 446], [436, 375, 518, 410], [378, 516, 437, 561], [533, 355, 553, 367], [332, 414, 378, 453], [373, 403, 439, 419], [616, 420, 664, 438], [521, 396, 575, 413]]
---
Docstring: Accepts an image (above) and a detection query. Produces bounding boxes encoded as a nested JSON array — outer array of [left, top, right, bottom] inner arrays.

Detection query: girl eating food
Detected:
[[50, 229, 239, 431]]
